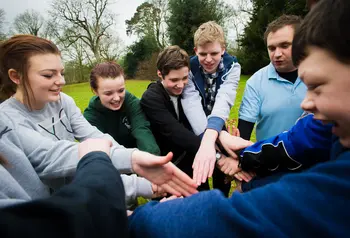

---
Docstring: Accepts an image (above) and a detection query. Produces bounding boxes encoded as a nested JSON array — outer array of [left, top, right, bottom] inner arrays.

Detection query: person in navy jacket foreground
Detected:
[[129, 0, 350, 237]]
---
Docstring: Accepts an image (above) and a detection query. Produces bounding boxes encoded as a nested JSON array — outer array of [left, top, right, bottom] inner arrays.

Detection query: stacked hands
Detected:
[[193, 129, 255, 189], [79, 126, 252, 204], [79, 138, 199, 198]]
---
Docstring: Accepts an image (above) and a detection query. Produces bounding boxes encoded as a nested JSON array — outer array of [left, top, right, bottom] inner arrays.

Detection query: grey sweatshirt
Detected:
[[0, 93, 152, 207]]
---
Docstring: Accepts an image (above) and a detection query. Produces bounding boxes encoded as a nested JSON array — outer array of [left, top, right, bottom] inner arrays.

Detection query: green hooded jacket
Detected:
[[84, 91, 160, 155]]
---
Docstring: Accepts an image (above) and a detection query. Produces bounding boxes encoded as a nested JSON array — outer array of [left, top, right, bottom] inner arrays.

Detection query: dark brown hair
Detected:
[[293, 0, 350, 66], [0, 35, 60, 110], [157, 45, 189, 77], [90, 62, 124, 90], [264, 15, 302, 44]]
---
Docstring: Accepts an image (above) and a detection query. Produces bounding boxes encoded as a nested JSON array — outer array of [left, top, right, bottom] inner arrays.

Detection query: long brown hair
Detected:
[[0, 35, 61, 110]]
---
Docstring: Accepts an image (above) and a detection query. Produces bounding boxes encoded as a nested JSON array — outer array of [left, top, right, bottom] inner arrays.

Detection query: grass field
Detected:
[[63, 76, 250, 127]]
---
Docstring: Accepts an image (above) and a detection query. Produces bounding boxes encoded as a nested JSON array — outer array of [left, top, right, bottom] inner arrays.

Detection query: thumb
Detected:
[[234, 138, 253, 150], [153, 152, 173, 166]]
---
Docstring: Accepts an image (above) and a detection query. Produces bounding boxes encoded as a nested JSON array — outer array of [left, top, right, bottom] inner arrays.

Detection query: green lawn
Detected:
[[63, 76, 248, 121]]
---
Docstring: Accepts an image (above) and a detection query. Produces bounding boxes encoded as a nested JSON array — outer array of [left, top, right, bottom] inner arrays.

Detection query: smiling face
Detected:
[[267, 25, 297, 73], [194, 41, 225, 74], [13, 53, 65, 110], [94, 76, 126, 111], [299, 46, 350, 147], [159, 67, 189, 96]]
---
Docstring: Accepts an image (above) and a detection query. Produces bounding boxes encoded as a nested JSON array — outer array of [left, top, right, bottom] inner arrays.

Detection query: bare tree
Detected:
[[225, 0, 253, 49], [13, 10, 45, 36], [99, 34, 125, 62], [50, 0, 117, 62]]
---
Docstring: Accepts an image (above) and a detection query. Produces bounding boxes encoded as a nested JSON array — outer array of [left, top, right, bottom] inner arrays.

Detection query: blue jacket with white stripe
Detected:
[[240, 113, 333, 177]]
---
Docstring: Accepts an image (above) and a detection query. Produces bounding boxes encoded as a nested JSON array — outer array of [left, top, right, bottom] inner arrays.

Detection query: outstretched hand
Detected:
[[219, 131, 253, 158], [192, 129, 218, 186], [216, 155, 255, 182], [131, 151, 198, 197], [216, 155, 241, 176]]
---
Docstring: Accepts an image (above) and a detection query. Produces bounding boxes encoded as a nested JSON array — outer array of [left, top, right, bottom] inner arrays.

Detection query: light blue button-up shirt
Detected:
[[239, 63, 307, 141]]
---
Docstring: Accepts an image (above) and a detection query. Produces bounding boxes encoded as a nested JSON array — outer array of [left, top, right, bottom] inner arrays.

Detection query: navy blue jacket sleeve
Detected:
[[0, 151, 127, 238], [129, 149, 350, 237], [239, 114, 333, 175]]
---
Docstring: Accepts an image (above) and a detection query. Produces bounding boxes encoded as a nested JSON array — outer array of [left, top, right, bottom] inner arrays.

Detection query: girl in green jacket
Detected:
[[84, 62, 160, 156]]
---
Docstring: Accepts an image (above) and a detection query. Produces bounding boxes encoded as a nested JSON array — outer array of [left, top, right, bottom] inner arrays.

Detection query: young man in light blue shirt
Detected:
[[238, 15, 307, 141]]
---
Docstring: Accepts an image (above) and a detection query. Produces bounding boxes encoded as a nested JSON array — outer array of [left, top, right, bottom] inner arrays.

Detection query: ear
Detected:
[[221, 47, 226, 56], [8, 69, 21, 85], [194, 47, 198, 55], [157, 70, 163, 79]]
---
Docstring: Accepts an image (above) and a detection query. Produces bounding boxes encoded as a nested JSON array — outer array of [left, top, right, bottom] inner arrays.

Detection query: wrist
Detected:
[[131, 149, 142, 172], [215, 151, 223, 162], [202, 129, 219, 145]]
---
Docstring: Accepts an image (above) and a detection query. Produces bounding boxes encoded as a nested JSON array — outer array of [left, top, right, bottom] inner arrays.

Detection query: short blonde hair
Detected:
[[194, 21, 225, 48]]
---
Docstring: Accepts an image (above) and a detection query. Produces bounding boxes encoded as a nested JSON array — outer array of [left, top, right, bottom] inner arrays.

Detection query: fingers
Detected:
[[171, 163, 198, 189], [207, 160, 215, 181], [234, 172, 243, 181], [234, 171, 253, 182], [155, 152, 173, 166], [160, 195, 182, 203], [217, 158, 225, 167], [166, 180, 193, 197], [161, 176, 198, 197], [160, 183, 181, 197], [192, 159, 200, 185], [236, 128, 241, 137]]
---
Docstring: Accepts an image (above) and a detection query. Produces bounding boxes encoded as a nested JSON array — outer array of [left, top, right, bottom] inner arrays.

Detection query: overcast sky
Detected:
[[2, 0, 247, 46], [2, 0, 145, 45]]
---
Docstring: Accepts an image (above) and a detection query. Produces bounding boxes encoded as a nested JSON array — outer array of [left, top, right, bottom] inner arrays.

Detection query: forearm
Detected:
[[0, 151, 128, 238], [208, 63, 241, 133], [201, 129, 219, 147], [181, 72, 207, 135]]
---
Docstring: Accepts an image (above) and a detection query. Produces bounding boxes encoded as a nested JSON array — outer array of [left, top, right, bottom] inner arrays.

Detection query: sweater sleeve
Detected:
[[61, 93, 135, 173], [141, 86, 201, 155], [125, 92, 161, 155], [207, 62, 241, 133], [0, 151, 128, 238], [239, 114, 333, 175], [181, 71, 208, 136], [129, 152, 350, 237], [121, 174, 153, 209]]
